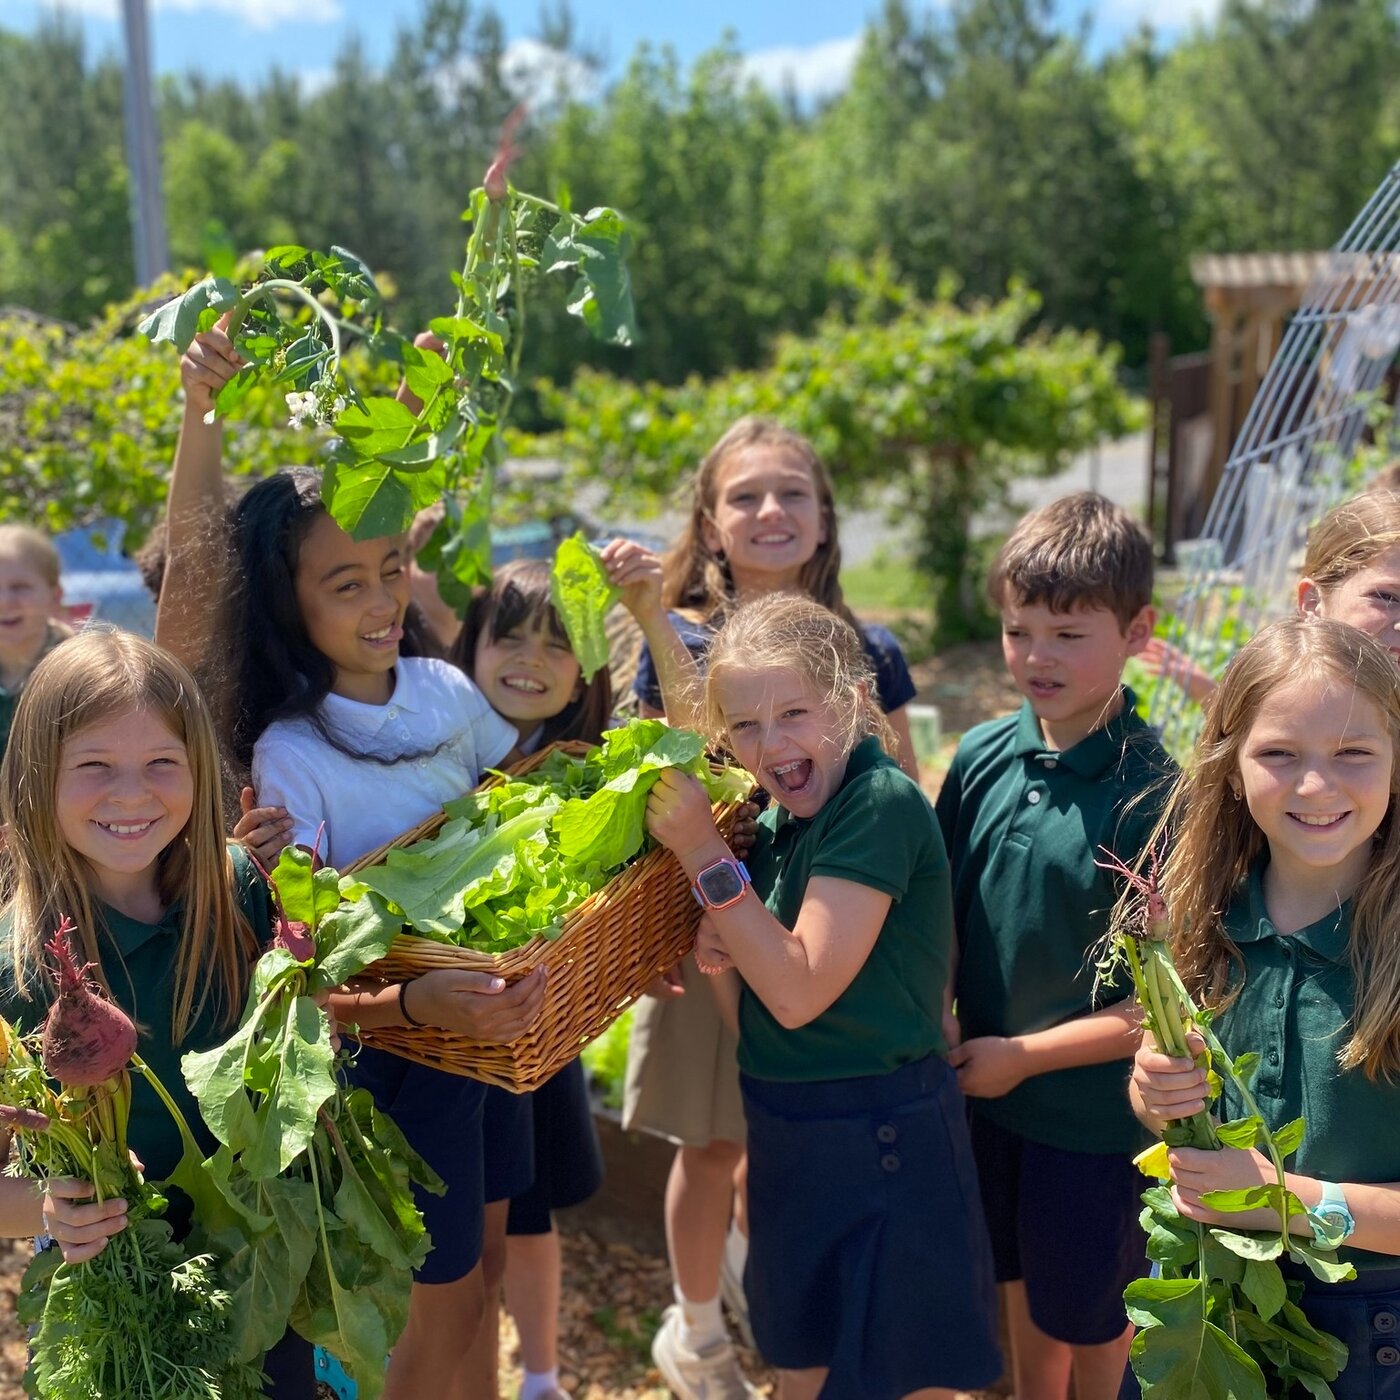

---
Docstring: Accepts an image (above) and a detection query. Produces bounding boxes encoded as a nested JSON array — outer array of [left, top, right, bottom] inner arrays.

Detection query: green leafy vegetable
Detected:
[[549, 532, 620, 682], [352, 719, 751, 951]]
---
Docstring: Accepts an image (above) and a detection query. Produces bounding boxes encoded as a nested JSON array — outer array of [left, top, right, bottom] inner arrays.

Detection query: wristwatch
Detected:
[[1307, 1181, 1356, 1248], [691, 857, 751, 911]]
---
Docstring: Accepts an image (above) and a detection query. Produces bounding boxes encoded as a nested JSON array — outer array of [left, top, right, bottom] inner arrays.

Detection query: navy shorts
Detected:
[[262, 1328, 315, 1397], [742, 1054, 1001, 1400], [482, 1083, 537, 1204], [508, 1056, 604, 1236], [1299, 1267, 1400, 1400], [969, 1112, 1147, 1345], [350, 1046, 487, 1285]]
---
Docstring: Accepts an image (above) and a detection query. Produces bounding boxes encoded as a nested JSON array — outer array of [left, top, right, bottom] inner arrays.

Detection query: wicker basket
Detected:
[[348, 741, 747, 1093]]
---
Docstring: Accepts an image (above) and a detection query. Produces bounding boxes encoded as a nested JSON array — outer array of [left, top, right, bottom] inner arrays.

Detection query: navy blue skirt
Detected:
[[741, 1054, 1002, 1399], [508, 1056, 604, 1236], [349, 1046, 487, 1285], [1300, 1266, 1400, 1400], [482, 1082, 537, 1204]]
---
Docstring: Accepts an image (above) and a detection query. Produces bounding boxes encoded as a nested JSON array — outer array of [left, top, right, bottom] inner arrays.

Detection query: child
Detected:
[[446, 558, 609, 1400], [0, 524, 71, 761], [623, 416, 919, 1395], [0, 629, 314, 1396], [636, 589, 1001, 1400], [935, 492, 1169, 1400], [162, 320, 545, 1400], [1143, 485, 1400, 703], [1130, 616, 1400, 1400]]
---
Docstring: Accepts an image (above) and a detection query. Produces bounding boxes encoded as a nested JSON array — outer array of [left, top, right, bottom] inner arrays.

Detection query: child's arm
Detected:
[[949, 1000, 1143, 1099], [601, 539, 706, 731], [329, 967, 547, 1042], [647, 770, 887, 1028], [154, 320, 244, 672], [0, 1133, 128, 1262]]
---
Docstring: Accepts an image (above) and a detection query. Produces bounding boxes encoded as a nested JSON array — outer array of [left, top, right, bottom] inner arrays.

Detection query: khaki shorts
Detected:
[[621, 956, 747, 1146]]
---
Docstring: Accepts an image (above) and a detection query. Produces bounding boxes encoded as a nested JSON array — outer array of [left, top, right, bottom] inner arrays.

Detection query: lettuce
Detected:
[[548, 533, 619, 682]]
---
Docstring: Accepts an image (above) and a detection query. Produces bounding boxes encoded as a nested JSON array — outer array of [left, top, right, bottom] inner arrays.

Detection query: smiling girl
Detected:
[[0, 630, 314, 1396], [1131, 616, 1400, 1400], [638, 591, 1000, 1400]]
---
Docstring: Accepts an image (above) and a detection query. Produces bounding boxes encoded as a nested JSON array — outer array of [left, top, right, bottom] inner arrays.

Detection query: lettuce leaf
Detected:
[[548, 533, 619, 682]]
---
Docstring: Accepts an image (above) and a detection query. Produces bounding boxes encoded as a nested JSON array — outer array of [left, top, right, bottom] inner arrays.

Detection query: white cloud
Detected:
[[43, 0, 341, 27], [742, 33, 862, 103], [1096, 0, 1220, 30], [501, 36, 598, 107]]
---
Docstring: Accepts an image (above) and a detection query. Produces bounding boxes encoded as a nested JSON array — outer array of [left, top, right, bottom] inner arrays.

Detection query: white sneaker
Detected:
[[651, 1305, 759, 1400], [718, 1244, 756, 1352]]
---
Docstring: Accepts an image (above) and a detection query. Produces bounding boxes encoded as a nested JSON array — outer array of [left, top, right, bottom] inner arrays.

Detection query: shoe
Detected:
[[652, 1305, 758, 1400], [718, 1244, 756, 1352]]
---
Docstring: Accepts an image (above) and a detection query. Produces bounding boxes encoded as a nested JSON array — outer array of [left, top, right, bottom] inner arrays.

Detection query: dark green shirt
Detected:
[[0, 846, 270, 1207], [739, 737, 952, 1082], [0, 625, 70, 763], [936, 690, 1173, 1153], [1217, 866, 1400, 1272]]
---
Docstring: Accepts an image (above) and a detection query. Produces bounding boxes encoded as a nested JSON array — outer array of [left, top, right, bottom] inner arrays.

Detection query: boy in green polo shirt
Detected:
[[0, 525, 70, 761], [936, 491, 1172, 1400]]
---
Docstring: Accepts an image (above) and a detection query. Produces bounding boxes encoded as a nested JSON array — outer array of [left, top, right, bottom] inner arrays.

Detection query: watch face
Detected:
[[1318, 1209, 1349, 1231], [698, 864, 744, 906]]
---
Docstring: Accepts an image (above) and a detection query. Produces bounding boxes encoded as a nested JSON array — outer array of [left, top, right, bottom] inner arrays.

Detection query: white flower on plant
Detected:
[[285, 385, 346, 429], [285, 390, 318, 429]]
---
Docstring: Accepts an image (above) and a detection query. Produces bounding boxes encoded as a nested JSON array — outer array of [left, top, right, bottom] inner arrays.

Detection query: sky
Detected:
[[0, 0, 1218, 99]]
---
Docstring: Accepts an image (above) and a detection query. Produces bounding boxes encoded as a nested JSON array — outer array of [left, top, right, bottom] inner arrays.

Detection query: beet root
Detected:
[[41, 921, 138, 1087]]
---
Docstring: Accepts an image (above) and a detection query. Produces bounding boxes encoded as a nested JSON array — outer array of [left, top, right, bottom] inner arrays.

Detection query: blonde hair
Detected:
[[1303, 489, 1400, 593], [0, 525, 61, 588], [1146, 616, 1400, 1080], [700, 593, 896, 761], [0, 630, 255, 1040], [660, 418, 853, 623]]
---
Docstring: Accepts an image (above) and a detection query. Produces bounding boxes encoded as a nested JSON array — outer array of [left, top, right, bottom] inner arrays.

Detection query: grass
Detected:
[[840, 548, 925, 615]]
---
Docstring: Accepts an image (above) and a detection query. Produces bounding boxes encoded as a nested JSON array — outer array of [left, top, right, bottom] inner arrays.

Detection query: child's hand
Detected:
[[1131, 1032, 1210, 1125], [947, 1035, 1028, 1098], [643, 961, 686, 1000], [42, 1178, 129, 1264], [600, 538, 664, 624], [1139, 638, 1218, 705], [180, 313, 244, 422], [405, 965, 548, 1044], [1166, 1145, 1294, 1231], [645, 769, 721, 860], [234, 787, 293, 869], [727, 801, 761, 858], [694, 915, 732, 975]]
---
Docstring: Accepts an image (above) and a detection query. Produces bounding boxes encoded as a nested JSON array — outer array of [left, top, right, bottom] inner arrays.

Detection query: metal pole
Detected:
[[120, 0, 168, 285]]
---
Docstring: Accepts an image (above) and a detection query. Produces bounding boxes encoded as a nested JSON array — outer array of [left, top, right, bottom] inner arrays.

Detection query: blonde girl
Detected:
[[1131, 617, 1400, 1400], [637, 591, 1000, 1400], [0, 630, 314, 1396], [621, 417, 918, 1393]]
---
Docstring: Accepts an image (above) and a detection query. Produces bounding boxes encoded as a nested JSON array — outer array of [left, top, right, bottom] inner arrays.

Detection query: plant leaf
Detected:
[[1241, 1257, 1287, 1321], [241, 997, 337, 1178], [549, 532, 620, 682]]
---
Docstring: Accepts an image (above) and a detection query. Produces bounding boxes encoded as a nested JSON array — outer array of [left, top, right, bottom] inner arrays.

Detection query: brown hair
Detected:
[[1144, 616, 1400, 1080], [988, 491, 1153, 627], [451, 558, 612, 746], [1302, 488, 1400, 594], [0, 525, 61, 588], [1, 630, 256, 1040], [699, 593, 896, 761], [660, 417, 853, 624]]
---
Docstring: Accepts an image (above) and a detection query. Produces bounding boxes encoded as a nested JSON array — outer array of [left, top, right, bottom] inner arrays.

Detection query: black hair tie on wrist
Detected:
[[398, 979, 425, 1028]]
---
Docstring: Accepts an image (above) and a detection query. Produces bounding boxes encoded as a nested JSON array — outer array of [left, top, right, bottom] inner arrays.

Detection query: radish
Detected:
[[40, 920, 138, 1088]]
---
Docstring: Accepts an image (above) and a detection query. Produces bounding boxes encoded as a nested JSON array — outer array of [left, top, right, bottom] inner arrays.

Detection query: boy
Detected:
[[936, 492, 1171, 1400], [0, 525, 70, 760]]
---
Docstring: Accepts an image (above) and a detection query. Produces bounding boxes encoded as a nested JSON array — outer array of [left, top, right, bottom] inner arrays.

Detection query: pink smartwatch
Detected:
[[691, 857, 752, 911]]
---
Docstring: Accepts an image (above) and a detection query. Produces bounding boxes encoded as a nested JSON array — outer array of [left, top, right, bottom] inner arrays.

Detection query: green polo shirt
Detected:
[[936, 689, 1173, 1154], [1217, 866, 1400, 1272], [0, 625, 70, 763], [739, 736, 952, 1082], [0, 847, 269, 1210]]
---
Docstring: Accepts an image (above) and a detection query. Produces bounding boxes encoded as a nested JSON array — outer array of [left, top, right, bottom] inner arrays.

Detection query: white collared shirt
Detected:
[[251, 657, 518, 869]]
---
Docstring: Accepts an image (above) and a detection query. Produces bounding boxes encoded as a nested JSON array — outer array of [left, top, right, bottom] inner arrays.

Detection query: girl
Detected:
[[162, 322, 547, 1400], [1130, 616, 1400, 1400], [0, 630, 314, 1396], [622, 417, 920, 1395], [1143, 486, 1400, 702], [445, 558, 609, 1400], [634, 588, 1001, 1400]]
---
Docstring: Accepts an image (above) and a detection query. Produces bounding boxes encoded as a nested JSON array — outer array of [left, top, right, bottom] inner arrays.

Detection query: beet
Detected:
[[275, 919, 316, 963], [41, 921, 138, 1087]]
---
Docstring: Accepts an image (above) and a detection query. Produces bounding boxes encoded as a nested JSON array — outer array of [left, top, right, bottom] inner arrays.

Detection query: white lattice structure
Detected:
[[1151, 162, 1400, 753]]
